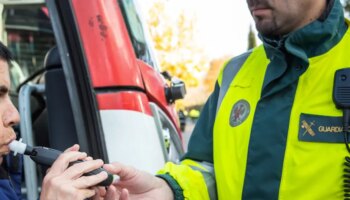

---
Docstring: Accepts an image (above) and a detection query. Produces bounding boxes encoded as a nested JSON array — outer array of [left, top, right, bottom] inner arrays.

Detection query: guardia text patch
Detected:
[[299, 113, 347, 143], [230, 99, 250, 127]]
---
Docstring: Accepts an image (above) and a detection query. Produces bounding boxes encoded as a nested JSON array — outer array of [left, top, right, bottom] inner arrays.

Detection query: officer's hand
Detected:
[[101, 162, 174, 200], [40, 144, 108, 200]]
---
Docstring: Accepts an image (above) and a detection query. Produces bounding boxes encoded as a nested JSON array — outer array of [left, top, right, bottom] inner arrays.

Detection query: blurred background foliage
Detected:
[[147, 0, 209, 88], [144, 0, 255, 110], [344, 0, 350, 15]]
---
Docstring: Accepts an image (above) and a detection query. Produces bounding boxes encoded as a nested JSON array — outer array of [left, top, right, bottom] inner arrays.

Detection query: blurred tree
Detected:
[[247, 25, 257, 50], [203, 56, 231, 93], [146, 0, 209, 88]]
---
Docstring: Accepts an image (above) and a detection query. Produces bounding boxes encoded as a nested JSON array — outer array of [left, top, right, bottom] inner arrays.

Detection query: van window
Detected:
[[119, 0, 159, 71]]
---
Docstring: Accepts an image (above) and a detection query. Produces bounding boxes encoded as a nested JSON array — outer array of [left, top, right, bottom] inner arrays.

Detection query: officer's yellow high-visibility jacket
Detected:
[[158, 0, 350, 199]]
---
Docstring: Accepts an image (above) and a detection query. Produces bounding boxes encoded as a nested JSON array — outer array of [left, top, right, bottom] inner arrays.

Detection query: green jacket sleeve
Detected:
[[157, 83, 220, 200], [182, 82, 219, 163]]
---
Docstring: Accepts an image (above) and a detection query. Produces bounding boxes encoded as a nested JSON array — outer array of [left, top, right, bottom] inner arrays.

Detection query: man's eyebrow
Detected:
[[0, 85, 9, 94]]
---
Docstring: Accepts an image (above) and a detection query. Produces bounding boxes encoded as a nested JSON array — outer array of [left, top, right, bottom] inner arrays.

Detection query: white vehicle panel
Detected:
[[100, 109, 166, 174]]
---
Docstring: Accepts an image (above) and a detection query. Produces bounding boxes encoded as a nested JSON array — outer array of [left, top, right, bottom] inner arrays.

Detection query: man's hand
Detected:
[[102, 163, 174, 200], [40, 144, 108, 200]]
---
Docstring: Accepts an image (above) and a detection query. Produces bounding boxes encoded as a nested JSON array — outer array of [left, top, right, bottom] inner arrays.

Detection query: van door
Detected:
[[46, 0, 183, 173]]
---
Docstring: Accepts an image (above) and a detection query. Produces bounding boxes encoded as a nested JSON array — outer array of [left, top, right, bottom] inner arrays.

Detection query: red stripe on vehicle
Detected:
[[97, 92, 152, 116]]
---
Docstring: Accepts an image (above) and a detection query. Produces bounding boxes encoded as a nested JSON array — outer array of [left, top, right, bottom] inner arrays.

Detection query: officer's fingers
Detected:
[[73, 171, 108, 189], [120, 188, 129, 200], [104, 185, 118, 200], [91, 187, 106, 200], [97, 186, 107, 198], [49, 151, 87, 176], [104, 163, 136, 180]]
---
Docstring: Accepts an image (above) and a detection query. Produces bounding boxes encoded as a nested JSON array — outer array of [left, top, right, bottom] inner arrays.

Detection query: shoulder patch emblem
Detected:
[[230, 99, 250, 127]]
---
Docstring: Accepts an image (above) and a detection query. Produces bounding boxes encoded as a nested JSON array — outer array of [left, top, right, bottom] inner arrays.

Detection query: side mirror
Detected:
[[165, 78, 186, 103]]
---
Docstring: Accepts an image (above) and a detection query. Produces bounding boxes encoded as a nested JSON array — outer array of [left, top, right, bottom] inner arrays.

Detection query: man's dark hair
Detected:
[[0, 41, 13, 63]]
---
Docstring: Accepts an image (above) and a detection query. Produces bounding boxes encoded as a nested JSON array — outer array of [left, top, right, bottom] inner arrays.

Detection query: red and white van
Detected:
[[0, 0, 185, 198]]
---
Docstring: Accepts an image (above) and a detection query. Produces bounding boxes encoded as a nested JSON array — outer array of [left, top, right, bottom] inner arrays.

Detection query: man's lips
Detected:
[[250, 7, 271, 17]]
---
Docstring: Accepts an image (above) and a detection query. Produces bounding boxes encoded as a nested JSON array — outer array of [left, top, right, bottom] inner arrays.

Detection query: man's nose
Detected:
[[3, 101, 20, 127]]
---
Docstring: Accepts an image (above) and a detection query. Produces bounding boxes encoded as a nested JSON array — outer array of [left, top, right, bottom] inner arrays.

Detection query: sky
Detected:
[[189, 0, 258, 58], [138, 0, 259, 59]]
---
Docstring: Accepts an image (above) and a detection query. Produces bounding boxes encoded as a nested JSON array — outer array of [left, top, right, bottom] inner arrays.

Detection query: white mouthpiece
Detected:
[[9, 139, 27, 156]]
